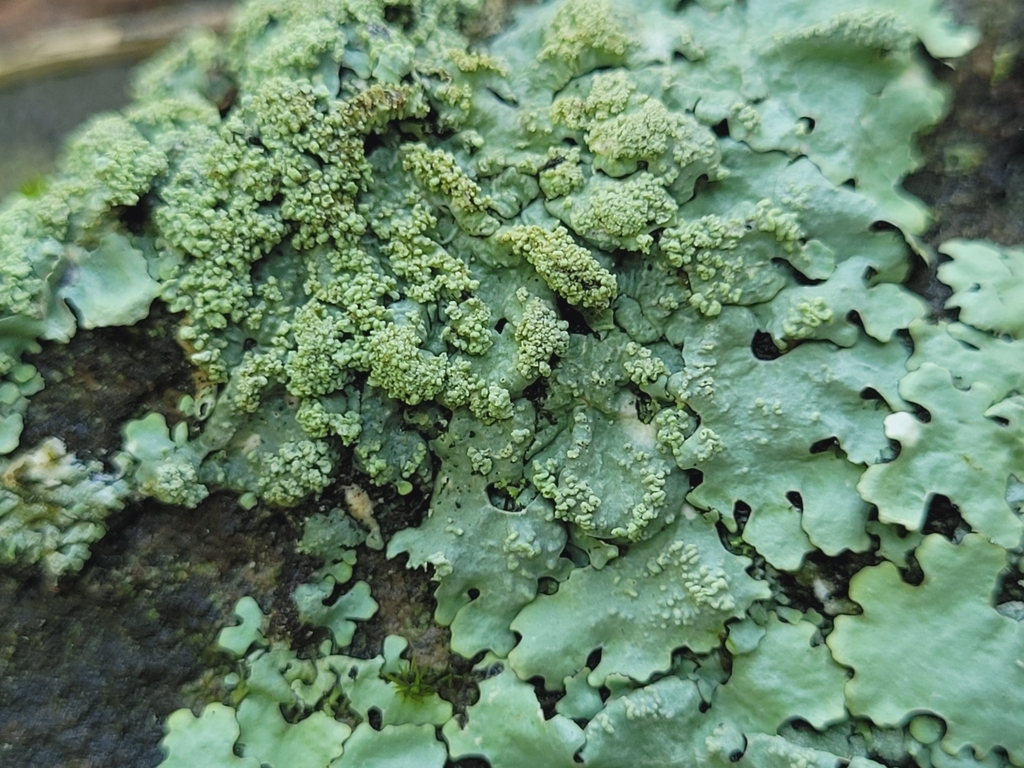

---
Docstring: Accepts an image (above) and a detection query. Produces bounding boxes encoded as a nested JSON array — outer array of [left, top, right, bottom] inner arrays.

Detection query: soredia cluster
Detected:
[[2, 0, 1023, 766]]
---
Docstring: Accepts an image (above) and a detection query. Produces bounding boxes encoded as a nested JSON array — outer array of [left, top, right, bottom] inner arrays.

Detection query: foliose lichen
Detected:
[[5, 0, 1023, 767]]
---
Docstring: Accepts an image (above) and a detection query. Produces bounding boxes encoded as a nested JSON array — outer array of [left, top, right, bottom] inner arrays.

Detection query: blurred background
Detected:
[[0, 0, 234, 198]]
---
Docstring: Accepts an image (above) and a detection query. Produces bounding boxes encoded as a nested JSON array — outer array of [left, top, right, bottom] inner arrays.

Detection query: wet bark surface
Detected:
[[0, 495, 306, 767], [907, 0, 1024, 248]]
